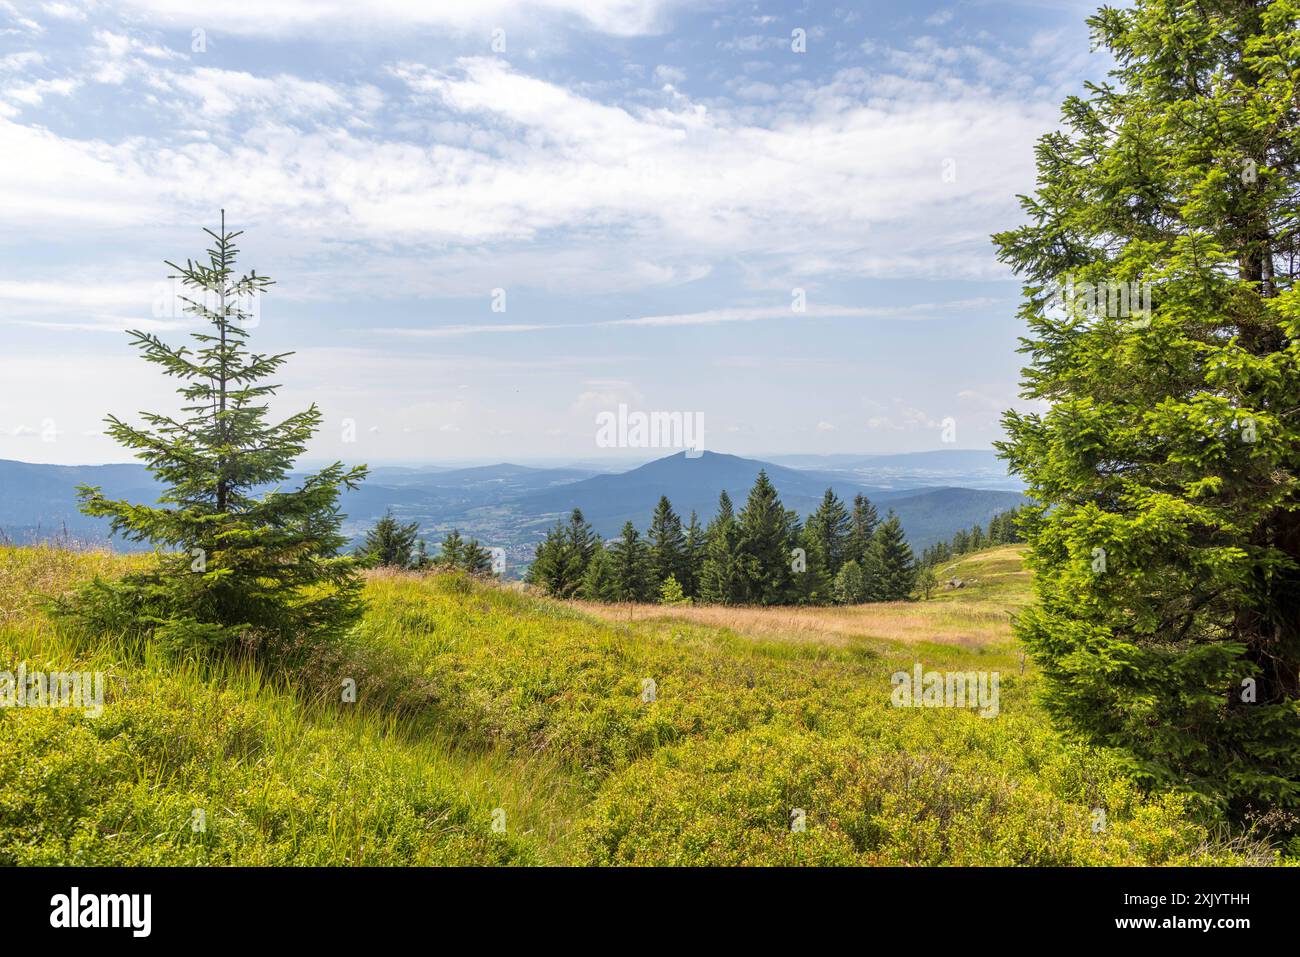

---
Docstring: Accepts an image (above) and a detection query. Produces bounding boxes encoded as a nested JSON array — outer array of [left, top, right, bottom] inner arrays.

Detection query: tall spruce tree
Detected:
[[849, 494, 885, 600], [793, 518, 832, 603], [736, 470, 795, 604], [438, 529, 467, 569], [872, 512, 917, 601], [361, 510, 419, 568], [847, 493, 880, 567], [67, 215, 367, 653], [647, 495, 687, 592], [609, 521, 652, 602], [462, 539, 495, 576], [807, 488, 853, 577], [987, 512, 1005, 546], [525, 520, 567, 594], [700, 490, 742, 604], [561, 508, 597, 589], [995, 0, 1300, 814], [681, 510, 705, 599], [579, 541, 617, 602]]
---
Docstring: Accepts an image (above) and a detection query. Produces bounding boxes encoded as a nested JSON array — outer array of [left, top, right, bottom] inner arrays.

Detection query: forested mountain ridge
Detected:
[[0, 451, 1024, 556]]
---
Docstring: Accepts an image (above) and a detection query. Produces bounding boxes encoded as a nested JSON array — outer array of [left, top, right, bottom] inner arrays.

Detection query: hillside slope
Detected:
[[0, 545, 1272, 866]]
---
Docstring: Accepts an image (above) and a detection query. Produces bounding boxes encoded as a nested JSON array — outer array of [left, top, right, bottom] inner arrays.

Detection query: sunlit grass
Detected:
[[570, 547, 1031, 650], [0, 544, 1282, 866], [0, 546, 578, 865]]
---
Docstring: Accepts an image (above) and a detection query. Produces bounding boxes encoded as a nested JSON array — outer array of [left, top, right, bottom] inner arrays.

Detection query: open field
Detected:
[[572, 545, 1030, 650], [0, 544, 1283, 865]]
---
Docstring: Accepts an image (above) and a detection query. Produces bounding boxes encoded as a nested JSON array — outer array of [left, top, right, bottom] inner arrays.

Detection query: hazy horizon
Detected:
[[0, 446, 1009, 470]]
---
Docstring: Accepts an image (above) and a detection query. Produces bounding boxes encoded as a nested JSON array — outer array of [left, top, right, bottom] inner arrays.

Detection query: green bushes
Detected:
[[345, 575, 823, 777], [341, 570, 1276, 864], [0, 546, 1283, 866], [571, 719, 1254, 866], [0, 660, 539, 866], [0, 554, 561, 865]]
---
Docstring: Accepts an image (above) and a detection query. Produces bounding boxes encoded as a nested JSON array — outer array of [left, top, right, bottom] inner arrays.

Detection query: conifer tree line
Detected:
[[525, 470, 922, 605], [358, 510, 497, 576], [919, 507, 1026, 569]]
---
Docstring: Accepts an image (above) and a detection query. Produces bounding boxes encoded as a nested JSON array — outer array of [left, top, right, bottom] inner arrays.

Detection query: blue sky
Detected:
[[0, 0, 1109, 465]]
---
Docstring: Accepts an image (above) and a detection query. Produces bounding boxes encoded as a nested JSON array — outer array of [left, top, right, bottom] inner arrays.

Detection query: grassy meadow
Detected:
[[0, 544, 1283, 865], [573, 546, 1031, 649]]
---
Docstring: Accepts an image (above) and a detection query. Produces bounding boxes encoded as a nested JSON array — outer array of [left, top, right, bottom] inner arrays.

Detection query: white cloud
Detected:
[[653, 64, 686, 85], [0, 44, 1058, 290], [957, 388, 1009, 411], [609, 299, 1003, 327], [111, 0, 686, 37], [0, 1, 44, 33], [93, 29, 151, 58], [1, 51, 43, 70], [168, 67, 370, 118], [865, 402, 946, 432], [0, 0, 1092, 463], [0, 278, 157, 309], [572, 381, 645, 416], [378, 322, 553, 338], [42, 2, 86, 19], [365, 298, 996, 339], [4, 74, 80, 106]]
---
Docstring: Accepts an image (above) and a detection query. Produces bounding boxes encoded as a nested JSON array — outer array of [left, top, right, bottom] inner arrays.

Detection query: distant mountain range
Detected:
[[365, 463, 598, 489], [0, 451, 1026, 568], [760, 449, 1022, 490], [513, 452, 1023, 547]]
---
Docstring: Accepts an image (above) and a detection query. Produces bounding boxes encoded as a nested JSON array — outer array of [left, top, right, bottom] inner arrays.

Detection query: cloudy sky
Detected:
[[0, 0, 1105, 466]]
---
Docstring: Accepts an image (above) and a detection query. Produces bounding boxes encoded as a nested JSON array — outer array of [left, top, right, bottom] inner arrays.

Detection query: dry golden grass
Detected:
[[572, 546, 1031, 650], [571, 599, 1011, 648]]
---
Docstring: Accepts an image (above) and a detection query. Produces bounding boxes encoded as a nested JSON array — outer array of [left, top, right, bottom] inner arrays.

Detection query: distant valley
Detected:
[[0, 450, 1025, 575]]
